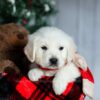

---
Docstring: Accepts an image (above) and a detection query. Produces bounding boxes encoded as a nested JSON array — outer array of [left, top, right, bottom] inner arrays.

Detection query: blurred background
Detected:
[[0, 0, 99, 99]]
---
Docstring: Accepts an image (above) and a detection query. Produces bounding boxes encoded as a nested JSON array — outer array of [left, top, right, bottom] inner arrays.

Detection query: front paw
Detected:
[[28, 69, 43, 81], [53, 78, 67, 95]]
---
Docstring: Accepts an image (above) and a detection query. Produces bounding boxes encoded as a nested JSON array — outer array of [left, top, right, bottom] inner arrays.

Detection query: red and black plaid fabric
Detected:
[[0, 62, 94, 99], [7, 75, 84, 100], [2, 65, 94, 100]]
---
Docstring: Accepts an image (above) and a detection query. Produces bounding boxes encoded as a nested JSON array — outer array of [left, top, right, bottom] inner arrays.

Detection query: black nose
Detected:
[[49, 58, 58, 65]]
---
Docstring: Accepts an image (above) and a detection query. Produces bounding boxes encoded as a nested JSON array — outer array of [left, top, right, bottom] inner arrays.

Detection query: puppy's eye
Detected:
[[59, 47, 64, 50], [41, 46, 47, 50]]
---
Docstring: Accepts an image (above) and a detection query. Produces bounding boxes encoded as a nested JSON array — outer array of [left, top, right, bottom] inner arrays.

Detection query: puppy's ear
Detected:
[[73, 53, 88, 70], [24, 35, 35, 62], [66, 37, 77, 62]]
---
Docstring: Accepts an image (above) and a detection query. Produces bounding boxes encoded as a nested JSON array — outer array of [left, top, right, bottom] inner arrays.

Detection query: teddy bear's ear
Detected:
[[24, 35, 35, 62]]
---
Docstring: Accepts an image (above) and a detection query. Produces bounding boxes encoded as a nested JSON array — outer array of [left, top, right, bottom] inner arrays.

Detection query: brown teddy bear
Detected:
[[0, 23, 31, 99], [0, 23, 30, 75]]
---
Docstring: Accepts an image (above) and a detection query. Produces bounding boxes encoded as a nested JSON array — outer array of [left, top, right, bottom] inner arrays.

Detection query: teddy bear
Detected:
[[0, 23, 30, 74], [0, 23, 30, 99]]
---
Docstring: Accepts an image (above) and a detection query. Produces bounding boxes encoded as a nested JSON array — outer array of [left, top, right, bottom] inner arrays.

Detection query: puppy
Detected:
[[24, 27, 87, 95]]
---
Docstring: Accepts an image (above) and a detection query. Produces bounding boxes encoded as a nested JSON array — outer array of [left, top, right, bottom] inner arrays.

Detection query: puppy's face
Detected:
[[34, 37, 68, 69], [24, 27, 76, 69]]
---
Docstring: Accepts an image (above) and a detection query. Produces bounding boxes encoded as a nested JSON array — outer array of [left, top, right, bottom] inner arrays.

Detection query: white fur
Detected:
[[83, 79, 94, 99], [28, 68, 44, 81], [73, 53, 88, 70], [53, 63, 80, 95], [24, 27, 84, 95]]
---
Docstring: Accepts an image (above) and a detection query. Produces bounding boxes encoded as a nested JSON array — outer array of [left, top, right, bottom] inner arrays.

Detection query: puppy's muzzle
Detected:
[[49, 58, 58, 66]]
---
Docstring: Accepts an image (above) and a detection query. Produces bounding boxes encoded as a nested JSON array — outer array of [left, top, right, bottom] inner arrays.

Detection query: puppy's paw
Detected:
[[53, 78, 67, 95], [28, 69, 44, 81]]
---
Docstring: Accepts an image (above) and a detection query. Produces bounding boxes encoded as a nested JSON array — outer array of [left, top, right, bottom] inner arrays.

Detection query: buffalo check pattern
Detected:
[[9, 76, 84, 100], [6, 67, 94, 100]]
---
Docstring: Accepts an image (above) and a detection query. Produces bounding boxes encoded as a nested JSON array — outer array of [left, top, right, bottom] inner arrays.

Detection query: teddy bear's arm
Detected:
[[0, 60, 20, 74]]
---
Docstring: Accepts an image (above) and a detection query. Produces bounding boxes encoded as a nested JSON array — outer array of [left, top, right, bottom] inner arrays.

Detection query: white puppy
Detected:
[[24, 27, 87, 95]]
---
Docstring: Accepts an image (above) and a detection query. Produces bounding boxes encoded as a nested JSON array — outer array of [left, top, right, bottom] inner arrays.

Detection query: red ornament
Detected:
[[23, 18, 28, 25]]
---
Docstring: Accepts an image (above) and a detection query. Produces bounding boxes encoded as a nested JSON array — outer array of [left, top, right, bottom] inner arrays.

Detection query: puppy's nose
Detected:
[[49, 58, 58, 65]]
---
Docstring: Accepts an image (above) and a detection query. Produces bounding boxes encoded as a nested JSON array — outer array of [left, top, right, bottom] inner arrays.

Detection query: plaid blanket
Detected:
[[0, 67, 93, 100], [8, 76, 83, 100]]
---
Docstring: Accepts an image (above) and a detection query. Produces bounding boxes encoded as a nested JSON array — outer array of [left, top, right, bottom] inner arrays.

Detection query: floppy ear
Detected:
[[67, 38, 88, 70], [73, 53, 88, 70], [66, 38, 77, 62], [24, 35, 35, 62]]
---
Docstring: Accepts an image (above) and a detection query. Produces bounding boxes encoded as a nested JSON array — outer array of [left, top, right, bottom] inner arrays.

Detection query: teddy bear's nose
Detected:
[[17, 33, 24, 39], [49, 58, 58, 65]]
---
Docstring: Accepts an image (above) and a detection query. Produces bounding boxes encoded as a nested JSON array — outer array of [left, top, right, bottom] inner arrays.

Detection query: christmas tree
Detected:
[[0, 0, 56, 33]]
